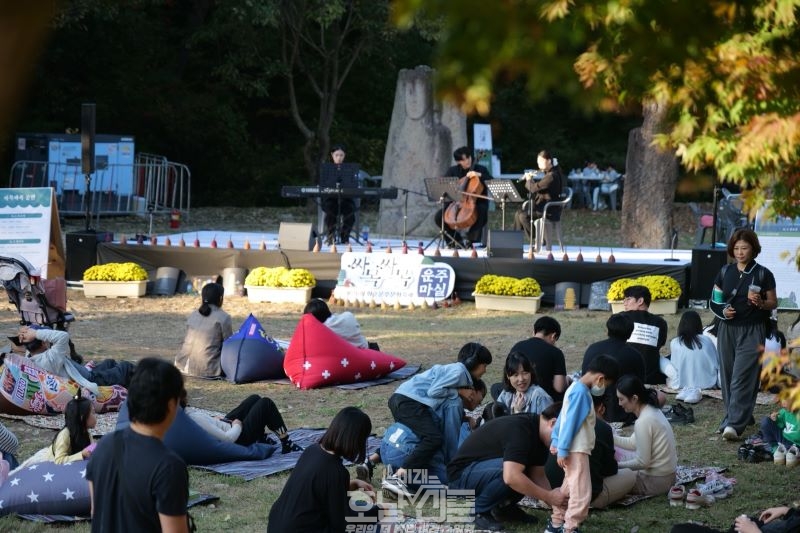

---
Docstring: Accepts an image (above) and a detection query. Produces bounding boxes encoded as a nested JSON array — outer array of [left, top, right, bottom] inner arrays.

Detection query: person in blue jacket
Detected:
[[382, 342, 492, 497]]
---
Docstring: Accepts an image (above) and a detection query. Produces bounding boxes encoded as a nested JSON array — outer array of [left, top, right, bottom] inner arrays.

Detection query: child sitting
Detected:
[[496, 351, 554, 414], [761, 398, 800, 463]]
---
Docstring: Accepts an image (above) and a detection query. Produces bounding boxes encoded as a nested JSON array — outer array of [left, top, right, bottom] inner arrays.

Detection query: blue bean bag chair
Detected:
[[116, 402, 276, 465], [0, 460, 90, 517], [220, 313, 286, 383]]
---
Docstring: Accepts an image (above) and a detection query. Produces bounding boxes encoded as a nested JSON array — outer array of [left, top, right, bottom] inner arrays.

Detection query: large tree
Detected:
[[393, 0, 800, 246]]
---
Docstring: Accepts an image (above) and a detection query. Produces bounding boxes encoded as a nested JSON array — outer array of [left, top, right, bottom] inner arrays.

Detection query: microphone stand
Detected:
[[527, 187, 535, 253], [425, 192, 455, 251], [664, 229, 680, 261]]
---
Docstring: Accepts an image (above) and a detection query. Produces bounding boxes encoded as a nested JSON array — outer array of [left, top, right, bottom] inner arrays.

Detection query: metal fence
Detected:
[[9, 152, 191, 217]]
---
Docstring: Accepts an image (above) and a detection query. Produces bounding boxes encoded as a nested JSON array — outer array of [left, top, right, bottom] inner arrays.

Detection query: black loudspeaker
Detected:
[[81, 103, 96, 174], [278, 222, 315, 251], [487, 230, 523, 258], [66, 231, 113, 281], [690, 246, 729, 300]]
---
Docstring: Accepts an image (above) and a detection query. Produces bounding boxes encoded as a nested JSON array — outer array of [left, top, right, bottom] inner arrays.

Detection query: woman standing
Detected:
[[614, 375, 677, 496], [709, 229, 777, 441], [175, 282, 233, 378]]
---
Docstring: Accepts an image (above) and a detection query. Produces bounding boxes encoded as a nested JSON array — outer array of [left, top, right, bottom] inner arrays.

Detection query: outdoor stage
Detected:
[[96, 230, 693, 306]]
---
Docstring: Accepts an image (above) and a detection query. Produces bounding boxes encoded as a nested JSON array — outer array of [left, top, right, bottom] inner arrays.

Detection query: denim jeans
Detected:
[[449, 457, 515, 514]]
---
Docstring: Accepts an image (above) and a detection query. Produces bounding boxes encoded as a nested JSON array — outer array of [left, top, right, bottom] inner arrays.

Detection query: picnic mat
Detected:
[[193, 428, 382, 481], [660, 387, 776, 405], [518, 465, 726, 510], [16, 491, 220, 523], [0, 411, 118, 436], [262, 364, 421, 389]]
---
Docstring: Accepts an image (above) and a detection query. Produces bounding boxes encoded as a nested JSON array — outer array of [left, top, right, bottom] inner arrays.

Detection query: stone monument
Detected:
[[378, 66, 467, 238]]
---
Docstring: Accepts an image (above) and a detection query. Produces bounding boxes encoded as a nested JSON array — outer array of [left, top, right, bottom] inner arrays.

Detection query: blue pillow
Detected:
[[116, 402, 276, 465], [221, 314, 285, 383], [0, 460, 90, 517]]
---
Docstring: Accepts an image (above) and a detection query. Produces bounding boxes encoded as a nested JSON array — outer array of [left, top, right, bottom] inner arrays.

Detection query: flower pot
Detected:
[[609, 298, 679, 315], [245, 285, 312, 304], [472, 293, 542, 314], [83, 280, 147, 298]]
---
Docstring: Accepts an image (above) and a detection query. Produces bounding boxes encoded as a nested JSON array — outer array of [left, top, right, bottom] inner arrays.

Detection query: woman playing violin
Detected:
[[433, 146, 493, 248], [514, 149, 564, 241]]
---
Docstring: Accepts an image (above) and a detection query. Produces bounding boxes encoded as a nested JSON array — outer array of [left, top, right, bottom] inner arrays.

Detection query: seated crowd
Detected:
[[0, 281, 797, 533]]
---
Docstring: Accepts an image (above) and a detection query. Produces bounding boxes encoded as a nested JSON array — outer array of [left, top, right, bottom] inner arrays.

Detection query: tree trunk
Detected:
[[621, 99, 679, 248]]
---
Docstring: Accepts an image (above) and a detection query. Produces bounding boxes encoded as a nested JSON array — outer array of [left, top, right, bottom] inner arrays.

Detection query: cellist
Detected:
[[433, 146, 493, 248]]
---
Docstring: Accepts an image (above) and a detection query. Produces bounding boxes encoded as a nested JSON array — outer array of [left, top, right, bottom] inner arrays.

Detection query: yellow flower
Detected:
[[607, 275, 681, 301], [475, 274, 542, 297], [83, 262, 147, 282], [245, 267, 315, 288]]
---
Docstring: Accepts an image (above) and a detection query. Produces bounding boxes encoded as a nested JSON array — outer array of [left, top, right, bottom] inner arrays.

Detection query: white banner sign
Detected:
[[0, 188, 55, 278], [333, 252, 456, 306], [754, 204, 800, 310]]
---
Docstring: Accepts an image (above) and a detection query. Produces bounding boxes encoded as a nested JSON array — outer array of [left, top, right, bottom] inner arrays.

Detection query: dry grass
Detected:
[[1, 206, 796, 532]]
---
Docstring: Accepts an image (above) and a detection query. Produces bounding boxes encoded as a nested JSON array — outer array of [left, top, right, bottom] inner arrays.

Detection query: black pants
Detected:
[[225, 395, 287, 446], [322, 198, 355, 241], [89, 360, 136, 388], [388, 393, 442, 470], [671, 511, 800, 533]]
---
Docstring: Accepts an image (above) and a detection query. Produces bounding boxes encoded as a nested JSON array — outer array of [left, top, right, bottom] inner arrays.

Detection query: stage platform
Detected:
[[96, 230, 693, 306]]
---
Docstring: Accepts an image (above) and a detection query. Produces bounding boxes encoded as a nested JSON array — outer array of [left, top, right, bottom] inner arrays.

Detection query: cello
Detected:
[[443, 170, 484, 231]]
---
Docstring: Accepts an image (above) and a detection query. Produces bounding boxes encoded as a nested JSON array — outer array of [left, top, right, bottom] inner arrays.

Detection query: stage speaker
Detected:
[[487, 230, 523, 258], [278, 222, 315, 251], [81, 103, 96, 174], [690, 246, 729, 300], [66, 231, 113, 281]]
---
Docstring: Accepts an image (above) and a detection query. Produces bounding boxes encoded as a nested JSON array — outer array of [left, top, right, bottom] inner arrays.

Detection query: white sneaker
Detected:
[[675, 388, 688, 401], [683, 388, 702, 404], [787, 445, 799, 468], [773, 444, 787, 465], [722, 426, 740, 441]]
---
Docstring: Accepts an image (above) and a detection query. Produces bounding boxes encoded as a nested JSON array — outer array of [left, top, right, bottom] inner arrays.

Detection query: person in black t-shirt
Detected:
[[447, 403, 566, 531], [505, 316, 568, 401], [86, 358, 189, 533], [620, 285, 669, 385], [268, 407, 378, 533], [582, 313, 646, 423]]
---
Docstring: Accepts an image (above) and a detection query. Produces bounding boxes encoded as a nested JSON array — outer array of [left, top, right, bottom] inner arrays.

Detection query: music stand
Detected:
[[319, 163, 360, 244], [423, 177, 463, 250], [486, 180, 523, 230]]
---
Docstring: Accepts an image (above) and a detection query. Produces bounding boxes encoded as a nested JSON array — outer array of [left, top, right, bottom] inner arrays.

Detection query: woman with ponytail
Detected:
[[175, 282, 233, 378]]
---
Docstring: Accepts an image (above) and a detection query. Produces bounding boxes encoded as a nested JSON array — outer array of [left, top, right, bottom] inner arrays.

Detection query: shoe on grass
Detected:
[[773, 444, 787, 465], [668, 485, 686, 507], [675, 388, 688, 401], [685, 488, 714, 509], [381, 472, 413, 499], [355, 460, 374, 482], [683, 387, 702, 404], [722, 426, 740, 441], [544, 518, 564, 533], [473, 512, 504, 531], [490, 503, 538, 524], [787, 445, 799, 468]]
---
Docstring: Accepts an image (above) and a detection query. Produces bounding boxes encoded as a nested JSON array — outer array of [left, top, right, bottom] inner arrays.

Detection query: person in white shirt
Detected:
[[663, 311, 719, 404], [303, 298, 377, 350]]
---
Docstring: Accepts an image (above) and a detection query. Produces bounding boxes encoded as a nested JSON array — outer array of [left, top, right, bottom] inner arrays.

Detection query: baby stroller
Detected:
[[0, 254, 80, 360]]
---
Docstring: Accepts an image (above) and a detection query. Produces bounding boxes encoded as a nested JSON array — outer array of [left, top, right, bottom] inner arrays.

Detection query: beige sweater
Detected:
[[614, 404, 677, 476]]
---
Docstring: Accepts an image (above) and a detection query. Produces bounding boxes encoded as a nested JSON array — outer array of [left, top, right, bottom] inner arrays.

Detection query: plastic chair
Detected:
[[534, 187, 573, 253], [689, 202, 715, 245]]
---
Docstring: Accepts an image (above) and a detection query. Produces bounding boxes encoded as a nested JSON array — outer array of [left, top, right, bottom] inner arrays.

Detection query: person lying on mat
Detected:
[[670, 502, 800, 533], [180, 391, 302, 454], [303, 298, 379, 350], [15, 325, 135, 395], [175, 281, 233, 378]]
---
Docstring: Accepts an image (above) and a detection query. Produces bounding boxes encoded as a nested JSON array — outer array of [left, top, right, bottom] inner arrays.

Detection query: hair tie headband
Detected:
[[74, 388, 82, 401]]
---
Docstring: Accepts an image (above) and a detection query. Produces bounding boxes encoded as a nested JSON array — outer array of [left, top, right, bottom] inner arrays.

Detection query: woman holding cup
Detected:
[[709, 229, 777, 441]]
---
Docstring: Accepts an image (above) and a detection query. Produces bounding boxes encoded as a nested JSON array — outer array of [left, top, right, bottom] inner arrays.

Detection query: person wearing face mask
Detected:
[[514, 149, 564, 241], [546, 355, 619, 533]]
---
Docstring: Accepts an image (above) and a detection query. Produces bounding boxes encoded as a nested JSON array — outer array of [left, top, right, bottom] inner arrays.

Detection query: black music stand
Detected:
[[319, 163, 360, 244], [486, 179, 523, 230], [423, 177, 463, 250]]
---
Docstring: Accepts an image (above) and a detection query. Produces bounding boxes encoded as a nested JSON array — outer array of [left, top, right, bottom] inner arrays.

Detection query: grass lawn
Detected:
[[0, 206, 797, 532]]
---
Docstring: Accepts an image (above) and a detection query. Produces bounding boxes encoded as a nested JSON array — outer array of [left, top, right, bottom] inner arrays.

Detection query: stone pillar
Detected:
[[378, 66, 467, 238]]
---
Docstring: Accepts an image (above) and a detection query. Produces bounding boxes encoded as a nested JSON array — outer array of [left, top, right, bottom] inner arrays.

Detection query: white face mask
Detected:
[[591, 383, 606, 396]]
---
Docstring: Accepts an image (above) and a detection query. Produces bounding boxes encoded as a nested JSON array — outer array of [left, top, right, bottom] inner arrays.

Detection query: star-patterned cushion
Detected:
[[220, 313, 286, 383], [0, 460, 89, 517], [283, 314, 406, 389]]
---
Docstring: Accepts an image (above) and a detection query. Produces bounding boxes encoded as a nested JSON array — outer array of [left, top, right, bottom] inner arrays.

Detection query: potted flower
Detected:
[[82, 262, 148, 298], [472, 274, 543, 313], [244, 266, 316, 304], [607, 275, 682, 314]]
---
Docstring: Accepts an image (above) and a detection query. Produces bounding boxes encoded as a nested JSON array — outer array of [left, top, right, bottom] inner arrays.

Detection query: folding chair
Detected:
[[534, 187, 574, 253]]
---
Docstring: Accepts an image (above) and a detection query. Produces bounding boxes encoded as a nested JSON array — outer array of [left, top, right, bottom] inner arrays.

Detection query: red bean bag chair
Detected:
[[283, 314, 406, 389]]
